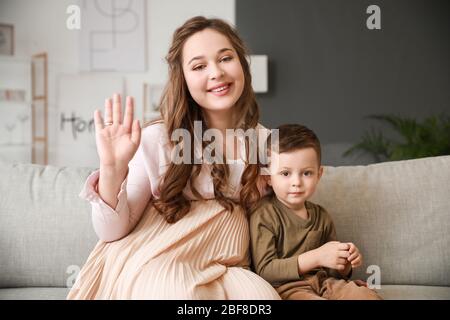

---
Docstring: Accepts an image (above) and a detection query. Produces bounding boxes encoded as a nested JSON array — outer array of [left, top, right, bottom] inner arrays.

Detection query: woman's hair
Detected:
[[147, 16, 262, 223]]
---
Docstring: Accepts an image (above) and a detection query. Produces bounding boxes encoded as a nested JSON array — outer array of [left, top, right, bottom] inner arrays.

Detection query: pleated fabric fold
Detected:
[[67, 200, 280, 300]]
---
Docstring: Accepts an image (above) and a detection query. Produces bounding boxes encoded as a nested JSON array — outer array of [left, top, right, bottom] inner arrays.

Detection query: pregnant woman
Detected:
[[67, 16, 280, 299]]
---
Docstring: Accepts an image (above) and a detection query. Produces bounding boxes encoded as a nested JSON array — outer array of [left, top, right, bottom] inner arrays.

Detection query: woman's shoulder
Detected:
[[256, 122, 270, 133], [141, 120, 170, 146], [256, 122, 268, 130], [136, 120, 172, 173], [255, 122, 271, 139], [142, 119, 166, 134]]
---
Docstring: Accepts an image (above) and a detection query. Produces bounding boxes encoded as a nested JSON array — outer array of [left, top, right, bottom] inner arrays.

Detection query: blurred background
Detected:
[[0, 0, 448, 167]]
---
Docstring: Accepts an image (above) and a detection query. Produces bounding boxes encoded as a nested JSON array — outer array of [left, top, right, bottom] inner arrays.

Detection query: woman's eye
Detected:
[[220, 56, 232, 62], [193, 65, 205, 71]]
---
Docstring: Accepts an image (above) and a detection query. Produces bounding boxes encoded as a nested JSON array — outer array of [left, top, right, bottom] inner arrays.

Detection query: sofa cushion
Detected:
[[1, 156, 449, 296], [0, 287, 70, 300], [377, 285, 450, 300], [2, 285, 447, 300], [311, 156, 450, 287], [0, 163, 99, 288]]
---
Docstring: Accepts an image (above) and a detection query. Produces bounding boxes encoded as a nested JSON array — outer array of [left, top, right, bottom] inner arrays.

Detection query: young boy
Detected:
[[250, 124, 382, 300]]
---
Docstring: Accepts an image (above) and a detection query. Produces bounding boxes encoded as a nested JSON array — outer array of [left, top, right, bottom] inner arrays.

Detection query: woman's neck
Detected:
[[203, 109, 235, 133], [202, 109, 242, 161]]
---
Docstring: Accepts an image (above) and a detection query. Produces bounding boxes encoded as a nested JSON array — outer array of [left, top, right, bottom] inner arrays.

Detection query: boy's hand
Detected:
[[346, 242, 363, 268], [316, 241, 350, 271]]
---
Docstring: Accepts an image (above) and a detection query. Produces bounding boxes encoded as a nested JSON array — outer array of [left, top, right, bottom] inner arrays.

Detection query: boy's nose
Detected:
[[291, 177, 302, 187]]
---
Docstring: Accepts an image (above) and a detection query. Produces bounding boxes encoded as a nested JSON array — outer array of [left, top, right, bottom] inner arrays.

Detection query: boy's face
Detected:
[[267, 147, 323, 211]]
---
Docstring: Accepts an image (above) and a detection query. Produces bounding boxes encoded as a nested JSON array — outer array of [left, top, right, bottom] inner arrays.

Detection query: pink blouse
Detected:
[[79, 122, 271, 242]]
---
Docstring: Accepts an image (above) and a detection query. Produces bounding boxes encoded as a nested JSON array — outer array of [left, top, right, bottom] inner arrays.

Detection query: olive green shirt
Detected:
[[249, 194, 347, 287]]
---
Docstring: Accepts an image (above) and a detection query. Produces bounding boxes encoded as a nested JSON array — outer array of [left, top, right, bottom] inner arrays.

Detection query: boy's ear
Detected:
[[318, 166, 324, 180]]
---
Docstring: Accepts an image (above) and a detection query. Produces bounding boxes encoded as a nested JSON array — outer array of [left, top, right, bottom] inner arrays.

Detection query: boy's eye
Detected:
[[304, 171, 313, 176], [280, 171, 290, 177]]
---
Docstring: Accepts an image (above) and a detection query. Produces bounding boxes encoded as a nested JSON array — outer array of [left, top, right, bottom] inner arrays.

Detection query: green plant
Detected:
[[344, 114, 450, 162]]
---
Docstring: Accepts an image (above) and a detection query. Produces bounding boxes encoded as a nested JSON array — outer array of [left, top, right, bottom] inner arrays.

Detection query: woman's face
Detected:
[[182, 28, 245, 116]]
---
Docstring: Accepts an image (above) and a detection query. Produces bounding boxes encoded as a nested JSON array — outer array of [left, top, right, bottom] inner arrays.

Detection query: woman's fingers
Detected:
[[104, 98, 113, 124], [131, 119, 141, 146], [94, 109, 104, 131], [103, 94, 135, 133], [123, 96, 134, 131], [113, 93, 122, 125]]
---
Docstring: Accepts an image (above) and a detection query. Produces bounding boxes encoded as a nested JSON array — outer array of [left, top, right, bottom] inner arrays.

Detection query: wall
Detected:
[[0, 0, 235, 166], [236, 0, 450, 165], [2, 0, 448, 167]]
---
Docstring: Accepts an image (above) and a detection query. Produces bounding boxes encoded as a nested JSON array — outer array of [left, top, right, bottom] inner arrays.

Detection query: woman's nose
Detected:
[[210, 63, 224, 80]]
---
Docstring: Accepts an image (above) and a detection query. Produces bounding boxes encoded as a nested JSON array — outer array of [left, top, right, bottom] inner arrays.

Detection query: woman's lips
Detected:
[[208, 83, 231, 96]]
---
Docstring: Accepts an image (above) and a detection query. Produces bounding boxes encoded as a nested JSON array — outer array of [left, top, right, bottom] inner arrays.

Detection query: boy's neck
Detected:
[[276, 197, 309, 220], [292, 204, 309, 220]]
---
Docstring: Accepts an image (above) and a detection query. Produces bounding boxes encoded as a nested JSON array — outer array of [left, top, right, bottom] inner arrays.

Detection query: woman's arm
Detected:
[[81, 142, 152, 242], [79, 94, 154, 242]]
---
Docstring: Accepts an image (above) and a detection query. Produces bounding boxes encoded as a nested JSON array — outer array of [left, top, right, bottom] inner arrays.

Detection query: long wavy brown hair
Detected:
[[147, 16, 262, 223]]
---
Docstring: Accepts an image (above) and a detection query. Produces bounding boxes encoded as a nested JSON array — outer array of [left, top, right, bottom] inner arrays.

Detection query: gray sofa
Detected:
[[1, 156, 449, 299]]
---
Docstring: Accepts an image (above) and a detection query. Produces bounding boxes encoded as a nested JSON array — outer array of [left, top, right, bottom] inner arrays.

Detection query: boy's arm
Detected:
[[249, 211, 302, 286], [297, 249, 320, 275]]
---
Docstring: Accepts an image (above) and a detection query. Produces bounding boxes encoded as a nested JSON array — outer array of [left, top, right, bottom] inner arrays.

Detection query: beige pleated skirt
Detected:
[[67, 200, 280, 300]]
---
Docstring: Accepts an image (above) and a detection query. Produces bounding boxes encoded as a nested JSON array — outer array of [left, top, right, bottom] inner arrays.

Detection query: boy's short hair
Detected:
[[267, 124, 322, 165]]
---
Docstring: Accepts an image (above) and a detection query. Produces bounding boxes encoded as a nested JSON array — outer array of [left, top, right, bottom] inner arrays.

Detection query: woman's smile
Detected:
[[208, 82, 232, 96]]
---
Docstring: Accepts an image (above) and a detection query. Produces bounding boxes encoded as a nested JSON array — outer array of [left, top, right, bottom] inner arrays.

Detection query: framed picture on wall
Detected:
[[142, 83, 164, 123], [148, 85, 164, 111], [0, 24, 14, 56], [0, 89, 26, 102]]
